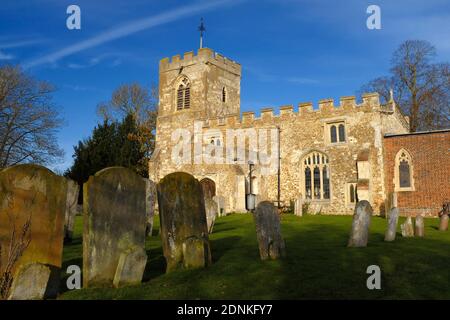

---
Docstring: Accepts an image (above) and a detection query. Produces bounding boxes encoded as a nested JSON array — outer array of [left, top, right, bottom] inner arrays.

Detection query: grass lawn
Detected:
[[60, 214, 450, 300]]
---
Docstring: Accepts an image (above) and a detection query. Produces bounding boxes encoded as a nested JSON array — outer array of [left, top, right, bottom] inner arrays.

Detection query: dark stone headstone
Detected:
[[254, 201, 286, 260], [0, 164, 67, 300], [157, 172, 212, 273], [348, 200, 373, 247], [83, 167, 147, 288], [384, 207, 399, 242]]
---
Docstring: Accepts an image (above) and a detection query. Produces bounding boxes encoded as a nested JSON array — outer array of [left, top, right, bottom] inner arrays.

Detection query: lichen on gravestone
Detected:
[[157, 172, 212, 273], [83, 167, 147, 288]]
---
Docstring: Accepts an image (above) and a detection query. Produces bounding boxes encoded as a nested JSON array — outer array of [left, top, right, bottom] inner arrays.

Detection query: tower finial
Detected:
[[198, 17, 206, 49]]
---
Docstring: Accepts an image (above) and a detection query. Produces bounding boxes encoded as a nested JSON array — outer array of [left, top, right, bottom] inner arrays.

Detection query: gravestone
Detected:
[[213, 195, 226, 217], [384, 207, 399, 242], [254, 201, 286, 260], [439, 214, 449, 231], [415, 215, 425, 237], [64, 179, 80, 243], [294, 195, 303, 216], [401, 216, 414, 237], [157, 172, 212, 273], [144, 179, 156, 237], [113, 247, 148, 288], [83, 167, 147, 288], [348, 200, 373, 247], [205, 197, 218, 234], [0, 164, 67, 300]]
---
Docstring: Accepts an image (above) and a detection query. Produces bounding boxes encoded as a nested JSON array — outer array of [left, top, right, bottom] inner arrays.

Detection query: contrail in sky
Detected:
[[24, 0, 236, 69]]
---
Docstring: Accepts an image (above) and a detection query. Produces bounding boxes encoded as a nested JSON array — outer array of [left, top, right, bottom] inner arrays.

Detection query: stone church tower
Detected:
[[157, 48, 241, 127]]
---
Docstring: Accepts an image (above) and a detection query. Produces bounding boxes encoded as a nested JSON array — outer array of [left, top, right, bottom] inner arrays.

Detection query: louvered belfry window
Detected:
[[176, 77, 191, 110]]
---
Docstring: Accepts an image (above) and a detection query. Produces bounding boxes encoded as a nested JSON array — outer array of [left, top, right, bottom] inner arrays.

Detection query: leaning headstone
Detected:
[[144, 179, 156, 237], [294, 195, 303, 216], [7, 263, 51, 300], [0, 164, 67, 300], [348, 200, 373, 247], [157, 172, 212, 273], [415, 215, 425, 237], [439, 214, 449, 231], [64, 179, 80, 243], [83, 167, 147, 288], [401, 216, 414, 237], [113, 247, 148, 288], [384, 207, 399, 242], [205, 197, 218, 234], [254, 201, 286, 260]]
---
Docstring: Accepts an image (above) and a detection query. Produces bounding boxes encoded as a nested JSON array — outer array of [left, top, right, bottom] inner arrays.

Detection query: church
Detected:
[[149, 47, 449, 217]]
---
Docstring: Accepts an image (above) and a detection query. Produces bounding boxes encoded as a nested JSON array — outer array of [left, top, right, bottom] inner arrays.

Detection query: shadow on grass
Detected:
[[275, 216, 450, 300], [60, 215, 450, 300]]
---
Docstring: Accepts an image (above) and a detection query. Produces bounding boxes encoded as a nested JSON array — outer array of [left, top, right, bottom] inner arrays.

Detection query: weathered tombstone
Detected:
[[64, 179, 80, 243], [83, 167, 147, 288], [0, 164, 67, 300], [213, 195, 225, 217], [438, 203, 449, 231], [401, 216, 414, 237], [157, 172, 212, 273], [205, 197, 218, 234], [144, 179, 156, 237], [113, 247, 148, 288], [384, 207, 399, 242], [415, 215, 425, 237], [439, 214, 449, 231], [294, 195, 303, 216], [254, 201, 286, 260], [348, 200, 373, 247]]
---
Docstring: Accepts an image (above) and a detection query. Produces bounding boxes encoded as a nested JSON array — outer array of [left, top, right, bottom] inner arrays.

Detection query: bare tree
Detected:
[[97, 83, 158, 174], [361, 40, 450, 132], [0, 65, 64, 169], [0, 213, 32, 300]]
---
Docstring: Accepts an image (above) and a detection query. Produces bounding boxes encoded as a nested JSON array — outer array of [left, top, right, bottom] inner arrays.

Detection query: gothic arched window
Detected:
[[394, 149, 414, 191], [338, 124, 346, 142], [176, 77, 191, 110], [303, 151, 330, 200], [330, 125, 337, 143]]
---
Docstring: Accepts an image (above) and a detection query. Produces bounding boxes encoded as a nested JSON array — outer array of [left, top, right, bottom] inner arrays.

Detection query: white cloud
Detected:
[[287, 77, 319, 85], [0, 38, 46, 49], [24, 0, 238, 69]]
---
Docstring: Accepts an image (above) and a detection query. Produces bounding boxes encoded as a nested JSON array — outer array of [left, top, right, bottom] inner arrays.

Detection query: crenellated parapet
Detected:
[[160, 48, 241, 75], [198, 93, 406, 130]]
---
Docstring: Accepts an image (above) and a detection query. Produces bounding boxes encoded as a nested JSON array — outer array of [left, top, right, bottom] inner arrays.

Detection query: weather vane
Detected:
[[198, 17, 206, 49]]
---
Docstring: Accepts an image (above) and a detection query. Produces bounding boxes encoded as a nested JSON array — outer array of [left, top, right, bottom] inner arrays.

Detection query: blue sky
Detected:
[[1, 0, 449, 171]]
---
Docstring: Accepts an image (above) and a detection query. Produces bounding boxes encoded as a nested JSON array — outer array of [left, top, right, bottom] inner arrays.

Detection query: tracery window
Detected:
[[303, 151, 330, 200], [395, 149, 414, 191]]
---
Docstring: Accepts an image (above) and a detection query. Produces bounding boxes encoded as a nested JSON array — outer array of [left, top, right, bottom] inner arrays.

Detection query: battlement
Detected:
[[202, 93, 385, 129], [159, 48, 241, 75]]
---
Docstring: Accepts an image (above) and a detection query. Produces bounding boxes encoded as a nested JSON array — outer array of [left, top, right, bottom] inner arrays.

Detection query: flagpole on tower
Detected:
[[198, 18, 206, 49]]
